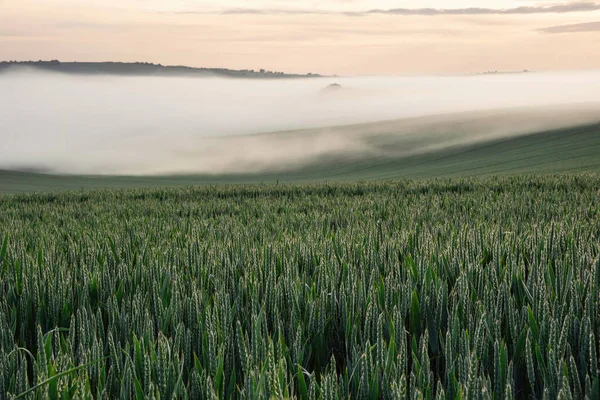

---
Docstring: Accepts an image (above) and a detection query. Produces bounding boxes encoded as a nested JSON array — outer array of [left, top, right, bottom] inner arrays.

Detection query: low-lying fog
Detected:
[[1, 68, 599, 175]]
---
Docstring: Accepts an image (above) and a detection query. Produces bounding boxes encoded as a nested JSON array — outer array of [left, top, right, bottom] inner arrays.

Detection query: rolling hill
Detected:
[[1, 121, 599, 194], [0, 60, 323, 79]]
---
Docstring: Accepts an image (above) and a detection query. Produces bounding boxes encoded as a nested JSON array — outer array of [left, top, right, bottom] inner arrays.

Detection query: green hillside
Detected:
[[1, 122, 600, 194]]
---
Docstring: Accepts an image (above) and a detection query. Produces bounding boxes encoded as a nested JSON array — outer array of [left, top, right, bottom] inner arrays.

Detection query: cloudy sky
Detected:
[[1, 0, 600, 75]]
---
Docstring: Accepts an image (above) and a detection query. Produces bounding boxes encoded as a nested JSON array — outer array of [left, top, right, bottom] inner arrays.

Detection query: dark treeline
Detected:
[[0, 60, 324, 78]]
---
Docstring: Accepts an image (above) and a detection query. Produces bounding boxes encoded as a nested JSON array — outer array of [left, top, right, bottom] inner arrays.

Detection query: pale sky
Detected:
[[1, 0, 600, 75]]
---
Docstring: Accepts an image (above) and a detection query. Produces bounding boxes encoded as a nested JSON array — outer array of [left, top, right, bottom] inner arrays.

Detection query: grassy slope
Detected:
[[1, 123, 600, 194]]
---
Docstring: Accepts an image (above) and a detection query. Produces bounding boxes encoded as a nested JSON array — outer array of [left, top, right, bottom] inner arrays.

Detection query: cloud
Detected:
[[539, 21, 600, 33], [211, 8, 363, 16], [210, 2, 600, 16], [221, 8, 318, 15], [369, 2, 600, 15], [0, 28, 34, 37]]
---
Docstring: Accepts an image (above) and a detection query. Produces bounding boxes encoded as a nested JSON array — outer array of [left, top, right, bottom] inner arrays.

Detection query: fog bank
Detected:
[[1, 68, 599, 175]]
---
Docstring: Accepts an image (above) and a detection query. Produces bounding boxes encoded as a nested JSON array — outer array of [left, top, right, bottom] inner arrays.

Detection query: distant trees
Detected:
[[0, 60, 323, 78]]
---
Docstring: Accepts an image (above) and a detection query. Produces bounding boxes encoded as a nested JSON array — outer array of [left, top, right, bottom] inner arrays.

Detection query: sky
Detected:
[[1, 0, 600, 75]]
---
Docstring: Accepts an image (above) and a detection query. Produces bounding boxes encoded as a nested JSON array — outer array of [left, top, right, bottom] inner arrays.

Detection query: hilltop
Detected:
[[0, 60, 324, 79]]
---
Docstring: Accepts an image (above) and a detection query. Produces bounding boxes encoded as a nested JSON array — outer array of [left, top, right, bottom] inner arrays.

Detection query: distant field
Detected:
[[2, 122, 600, 194]]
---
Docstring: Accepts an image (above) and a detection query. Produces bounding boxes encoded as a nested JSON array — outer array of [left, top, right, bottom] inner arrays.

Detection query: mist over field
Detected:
[[1, 68, 600, 175]]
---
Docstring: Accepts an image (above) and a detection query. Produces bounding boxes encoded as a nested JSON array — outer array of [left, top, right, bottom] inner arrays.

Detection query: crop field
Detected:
[[1, 175, 599, 398]]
